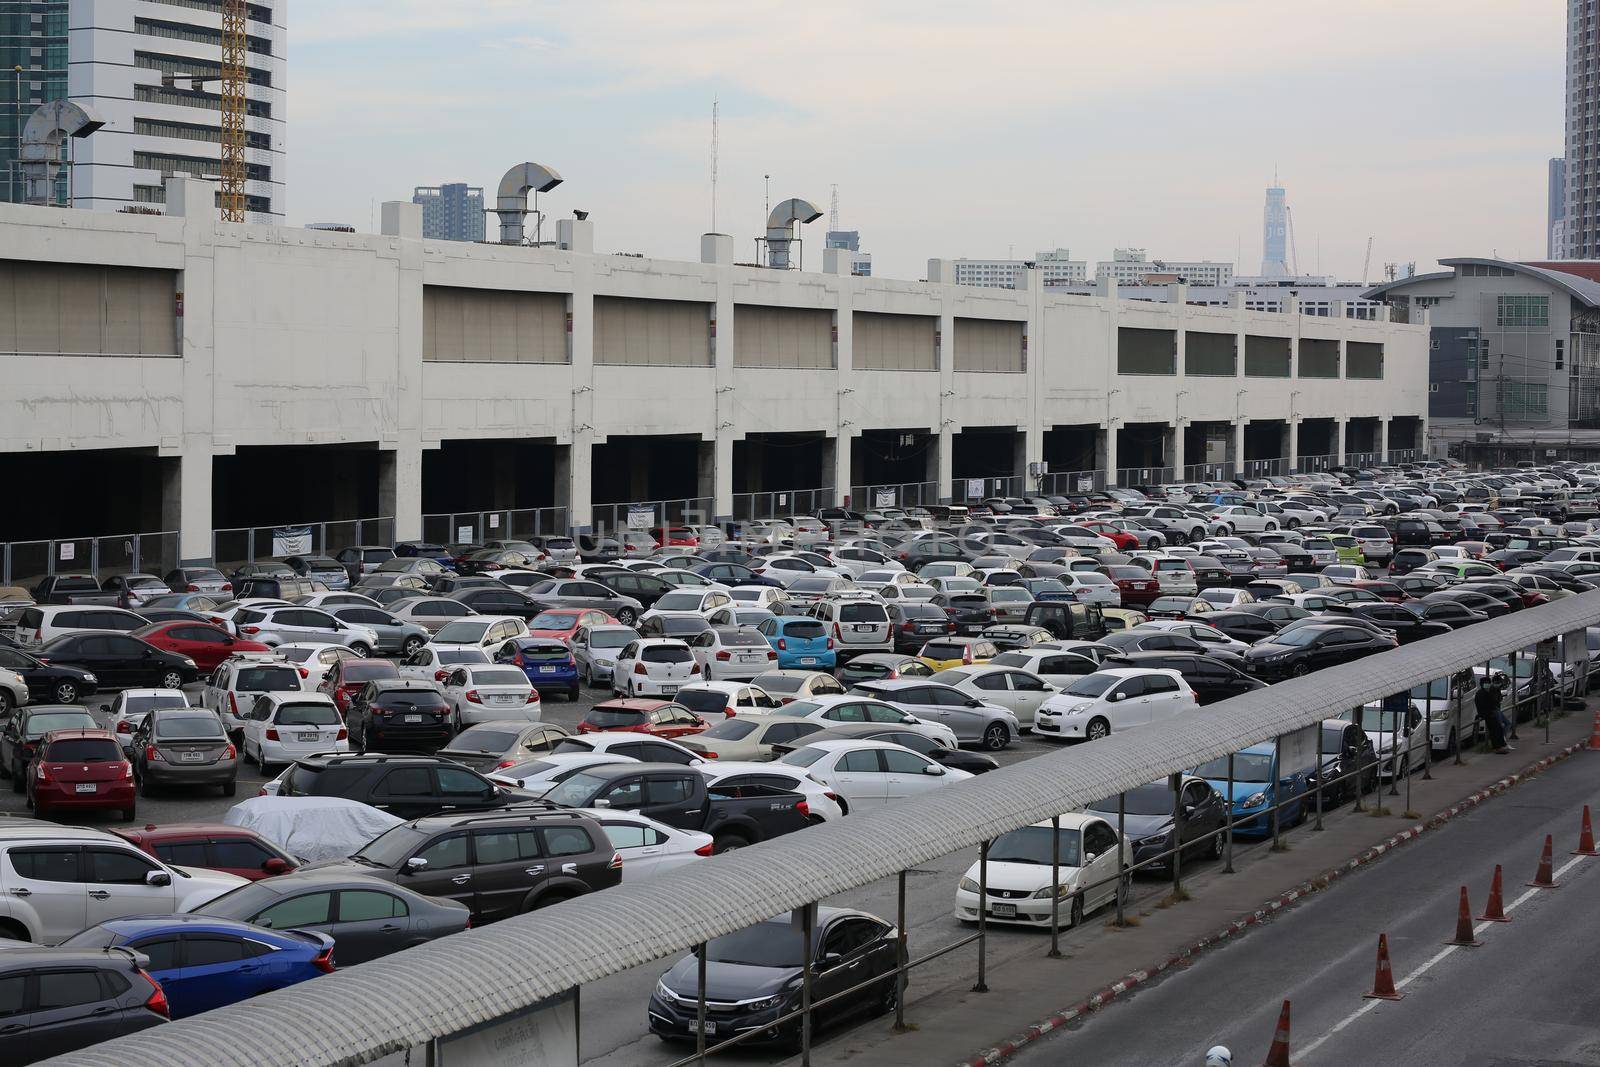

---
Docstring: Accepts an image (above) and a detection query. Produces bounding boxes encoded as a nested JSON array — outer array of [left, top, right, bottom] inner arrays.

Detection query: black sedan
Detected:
[[930, 592, 997, 635], [452, 585, 544, 621], [694, 562, 782, 588], [1340, 603, 1452, 645], [1202, 609, 1285, 644], [1423, 588, 1512, 619], [192, 871, 470, 965], [1241, 623, 1399, 681], [1083, 775, 1228, 873], [1408, 598, 1490, 629], [648, 907, 900, 1047], [0, 704, 98, 787], [0, 643, 98, 705], [33, 632, 198, 691]]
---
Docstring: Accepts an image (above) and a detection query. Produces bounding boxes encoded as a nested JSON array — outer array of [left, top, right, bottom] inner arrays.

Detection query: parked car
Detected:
[[433, 721, 573, 774], [494, 636, 580, 700], [28, 727, 138, 819], [238, 692, 348, 773], [611, 638, 702, 697], [765, 724, 999, 776], [850, 679, 1020, 749], [777, 739, 973, 809], [60, 915, 334, 1018], [1082, 775, 1228, 873], [1192, 740, 1316, 836], [1033, 667, 1198, 742], [346, 679, 453, 753], [578, 697, 708, 740], [1, 705, 100, 788], [29, 574, 120, 606], [441, 664, 540, 728], [201, 653, 304, 737], [191, 869, 470, 965], [316, 656, 401, 718], [952, 814, 1130, 927], [916, 636, 999, 670], [836, 652, 935, 687], [130, 707, 237, 796], [111, 822, 298, 880], [0, 945, 169, 1062], [1240, 623, 1400, 681], [924, 664, 1059, 729], [0, 643, 98, 705], [676, 712, 829, 762], [750, 669, 846, 704], [1100, 650, 1265, 706], [30, 631, 197, 691], [275, 752, 519, 820], [571, 624, 641, 689], [757, 615, 837, 670], [132, 620, 272, 676]]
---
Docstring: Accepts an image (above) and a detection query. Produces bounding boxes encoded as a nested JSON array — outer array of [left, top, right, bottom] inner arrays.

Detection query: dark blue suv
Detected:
[[497, 637, 580, 700]]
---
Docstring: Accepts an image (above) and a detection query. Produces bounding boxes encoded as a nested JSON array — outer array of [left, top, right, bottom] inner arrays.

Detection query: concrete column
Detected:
[[1171, 422, 1185, 475], [568, 248, 597, 534], [696, 440, 716, 515], [1104, 423, 1119, 484], [834, 268, 855, 507], [834, 433, 854, 508], [933, 427, 953, 503], [1232, 421, 1246, 477], [1288, 420, 1300, 472], [1379, 417, 1390, 461], [710, 236, 736, 521], [935, 297, 956, 502], [178, 448, 213, 564], [1334, 419, 1347, 464], [380, 201, 425, 540]]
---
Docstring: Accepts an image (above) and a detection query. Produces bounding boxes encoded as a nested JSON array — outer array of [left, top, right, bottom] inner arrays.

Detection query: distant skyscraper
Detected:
[[1550, 157, 1568, 259], [825, 228, 871, 275], [1567, 1, 1599, 257], [1260, 184, 1289, 278], [1, 2, 68, 206], [413, 183, 485, 242]]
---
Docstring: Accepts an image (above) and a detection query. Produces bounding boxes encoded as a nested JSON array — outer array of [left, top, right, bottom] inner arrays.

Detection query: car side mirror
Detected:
[[404, 857, 428, 873], [145, 870, 172, 887], [262, 857, 290, 875], [1111, 691, 1126, 701], [820, 952, 844, 969], [1182, 804, 1197, 818], [1084, 852, 1099, 863], [592, 797, 612, 808], [923, 764, 944, 776]]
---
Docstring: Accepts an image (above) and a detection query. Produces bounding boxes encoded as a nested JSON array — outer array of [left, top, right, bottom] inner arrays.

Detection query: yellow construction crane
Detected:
[[218, 0, 247, 222]]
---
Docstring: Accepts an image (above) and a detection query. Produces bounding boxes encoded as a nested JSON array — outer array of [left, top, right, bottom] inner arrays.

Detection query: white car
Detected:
[[571, 624, 641, 688], [201, 653, 303, 736], [1131, 554, 1198, 596], [1058, 571, 1122, 606], [988, 646, 1106, 689], [684, 629, 778, 681], [97, 688, 190, 746], [442, 664, 540, 727], [727, 585, 789, 609], [926, 576, 983, 596], [429, 615, 530, 657], [583, 808, 713, 878], [239, 691, 349, 772], [916, 561, 977, 581], [1348, 701, 1429, 781], [294, 591, 382, 610], [777, 739, 973, 811], [488, 751, 642, 794], [677, 712, 828, 762], [659, 681, 782, 721], [1210, 505, 1279, 534], [227, 604, 381, 656], [398, 644, 492, 684], [953, 814, 1130, 928], [272, 642, 359, 689], [11, 604, 152, 649], [850, 678, 1020, 748], [772, 694, 960, 749], [612, 638, 702, 697], [1197, 587, 1254, 610], [639, 589, 734, 625], [698, 760, 846, 821], [753, 554, 848, 587], [829, 545, 904, 579], [926, 664, 1059, 728], [1321, 564, 1373, 584], [547, 731, 706, 765], [1034, 667, 1197, 742], [1134, 619, 1251, 655]]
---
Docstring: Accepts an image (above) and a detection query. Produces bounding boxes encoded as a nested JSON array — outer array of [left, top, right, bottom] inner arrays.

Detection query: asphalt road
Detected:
[[1008, 747, 1600, 1067]]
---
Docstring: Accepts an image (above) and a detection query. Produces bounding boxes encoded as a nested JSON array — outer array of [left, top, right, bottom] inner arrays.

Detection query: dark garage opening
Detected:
[[422, 439, 558, 514], [1043, 425, 1099, 475], [953, 427, 1021, 500]]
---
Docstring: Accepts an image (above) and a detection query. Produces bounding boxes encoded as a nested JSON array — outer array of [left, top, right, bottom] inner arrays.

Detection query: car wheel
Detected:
[[616, 608, 637, 626], [714, 833, 750, 854], [349, 643, 372, 659], [1211, 830, 1226, 860], [981, 723, 1009, 751], [402, 636, 425, 657], [52, 680, 79, 704], [1265, 522, 1278, 532], [8, 762, 21, 793], [873, 977, 899, 1017], [123, 803, 136, 821], [1086, 717, 1110, 741], [1291, 663, 1310, 677], [1287, 518, 1300, 529], [567, 687, 580, 702], [1069, 893, 1085, 928], [222, 778, 237, 797], [1148, 536, 1164, 549], [0, 692, 10, 717], [159, 670, 185, 690], [1170, 530, 1187, 546]]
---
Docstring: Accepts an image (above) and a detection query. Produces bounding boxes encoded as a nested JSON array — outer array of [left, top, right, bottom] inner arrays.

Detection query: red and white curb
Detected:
[[959, 741, 1588, 1067]]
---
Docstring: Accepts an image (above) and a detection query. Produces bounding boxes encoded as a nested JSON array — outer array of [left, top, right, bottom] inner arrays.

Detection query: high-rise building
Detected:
[[1, 1, 68, 206], [63, 0, 287, 222], [413, 182, 486, 242], [824, 227, 871, 275], [1093, 248, 1234, 287], [946, 248, 1086, 288], [1550, 157, 1568, 259], [1261, 184, 1289, 277], [1567, 1, 1599, 257]]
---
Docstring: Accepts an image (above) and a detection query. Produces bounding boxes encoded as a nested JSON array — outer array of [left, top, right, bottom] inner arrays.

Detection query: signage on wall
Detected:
[[271, 526, 312, 556], [627, 506, 654, 530], [966, 479, 985, 499]]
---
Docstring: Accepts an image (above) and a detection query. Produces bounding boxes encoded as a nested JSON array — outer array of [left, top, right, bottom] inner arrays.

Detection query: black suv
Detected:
[[0, 946, 169, 1063], [347, 679, 453, 753], [307, 807, 620, 923], [278, 753, 521, 819]]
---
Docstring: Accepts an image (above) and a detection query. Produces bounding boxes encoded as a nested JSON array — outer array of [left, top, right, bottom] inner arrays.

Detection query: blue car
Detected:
[[498, 637, 580, 700], [59, 915, 334, 1018], [757, 615, 836, 670], [1192, 742, 1313, 837]]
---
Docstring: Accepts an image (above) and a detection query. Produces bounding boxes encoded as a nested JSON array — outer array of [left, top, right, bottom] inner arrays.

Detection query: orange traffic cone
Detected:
[[1528, 834, 1560, 889], [1589, 709, 1600, 750], [1478, 864, 1511, 922], [1363, 933, 1405, 1000], [1444, 886, 1482, 947], [1573, 806, 1599, 857], [1261, 998, 1295, 1067]]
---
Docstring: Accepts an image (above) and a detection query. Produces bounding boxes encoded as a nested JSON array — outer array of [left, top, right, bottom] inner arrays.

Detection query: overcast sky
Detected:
[[289, 0, 1563, 281]]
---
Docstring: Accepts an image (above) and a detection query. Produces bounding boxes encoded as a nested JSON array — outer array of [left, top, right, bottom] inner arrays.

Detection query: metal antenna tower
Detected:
[[829, 184, 839, 232], [710, 97, 719, 232], [218, 0, 247, 222]]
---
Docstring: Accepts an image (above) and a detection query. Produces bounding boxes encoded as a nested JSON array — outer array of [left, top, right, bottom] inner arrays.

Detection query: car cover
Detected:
[[223, 795, 402, 861]]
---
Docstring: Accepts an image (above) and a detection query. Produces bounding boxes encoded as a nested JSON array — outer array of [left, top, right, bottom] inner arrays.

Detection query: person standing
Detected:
[[1475, 672, 1511, 753]]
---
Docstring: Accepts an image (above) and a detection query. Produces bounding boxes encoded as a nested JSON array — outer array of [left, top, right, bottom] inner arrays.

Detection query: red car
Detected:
[[317, 657, 400, 714], [113, 822, 298, 880], [1076, 521, 1139, 552], [527, 608, 618, 642], [1101, 565, 1161, 606], [576, 698, 708, 739], [29, 728, 136, 820], [132, 621, 271, 675], [651, 526, 700, 550]]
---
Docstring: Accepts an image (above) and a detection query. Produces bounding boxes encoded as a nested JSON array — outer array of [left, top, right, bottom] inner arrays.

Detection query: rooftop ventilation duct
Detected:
[[765, 197, 823, 269], [21, 99, 105, 206], [493, 162, 564, 244]]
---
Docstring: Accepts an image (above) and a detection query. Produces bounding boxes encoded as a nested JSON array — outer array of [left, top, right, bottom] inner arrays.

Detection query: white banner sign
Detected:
[[271, 526, 312, 556], [874, 489, 896, 509], [966, 478, 985, 499], [626, 506, 654, 530]]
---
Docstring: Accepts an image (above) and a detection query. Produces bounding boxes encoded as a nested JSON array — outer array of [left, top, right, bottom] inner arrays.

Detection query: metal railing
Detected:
[[1180, 462, 1235, 483], [1037, 469, 1106, 495], [1241, 457, 1289, 478], [730, 488, 834, 521], [849, 480, 942, 510], [1345, 450, 1381, 467], [420, 508, 569, 546], [1114, 465, 1175, 487], [1296, 452, 1338, 473], [0, 532, 179, 587], [958, 475, 1028, 501], [590, 497, 714, 535], [1388, 448, 1420, 464], [78, 595, 1600, 1067], [211, 517, 394, 572]]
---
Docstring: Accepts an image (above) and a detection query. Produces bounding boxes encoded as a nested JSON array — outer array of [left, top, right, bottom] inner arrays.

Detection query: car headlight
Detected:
[[958, 876, 981, 894], [1032, 881, 1074, 899], [655, 979, 680, 1005], [181, 657, 197, 668], [1068, 703, 1094, 716], [1240, 791, 1267, 809], [1429, 707, 1451, 720], [84, 673, 97, 683], [1135, 832, 1172, 848], [744, 993, 787, 1012]]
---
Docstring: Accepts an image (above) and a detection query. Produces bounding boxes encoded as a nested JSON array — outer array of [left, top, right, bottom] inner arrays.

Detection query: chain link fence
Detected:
[[211, 518, 395, 574], [420, 509, 569, 546], [1, 532, 180, 588]]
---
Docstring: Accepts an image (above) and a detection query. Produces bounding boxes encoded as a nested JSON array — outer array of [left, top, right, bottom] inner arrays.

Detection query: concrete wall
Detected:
[[0, 185, 1430, 561]]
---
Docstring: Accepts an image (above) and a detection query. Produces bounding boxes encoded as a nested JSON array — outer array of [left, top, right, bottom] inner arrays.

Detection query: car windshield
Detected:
[[543, 771, 611, 808], [1089, 782, 1177, 816], [1270, 627, 1327, 648], [641, 645, 692, 664], [154, 714, 226, 739], [702, 718, 758, 740], [236, 667, 301, 691], [1411, 678, 1451, 700], [123, 693, 190, 714], [1353, 705, 1411, 731], [589, 629, 638, 649], [586, 707, 646, 727], [675, 690, 730, 716], [705, 921, 807, 968], [778, 747, 828, 768], [342, 660, 401, 681], [44, 738, 122, 762], [25, 712, 94, 735], [655, 592, 706, 612], [1063, 674, 1119, 698], [471, 669, 529, 687], [529, 613, 578, 630], [1194, 751, 1274, 782], [447, 726, 522, 751], [988, 825, 1083, 867], [352, 824, 432, 868], [274, 702, 340, 727]]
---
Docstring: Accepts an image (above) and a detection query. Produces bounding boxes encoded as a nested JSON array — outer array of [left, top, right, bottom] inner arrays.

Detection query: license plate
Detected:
[[692, 1020, 717, 1036], [406, 714, 422, 723], [852, 624, 875, 632], [661, 685, 677, 695], [298, 732, 320, 742], [75, 783, 96, 793], [992, 903, 1017, 918], [800, 657, 818, 665], [539, 665, 558, 673], [179, 751, 203, 762]]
